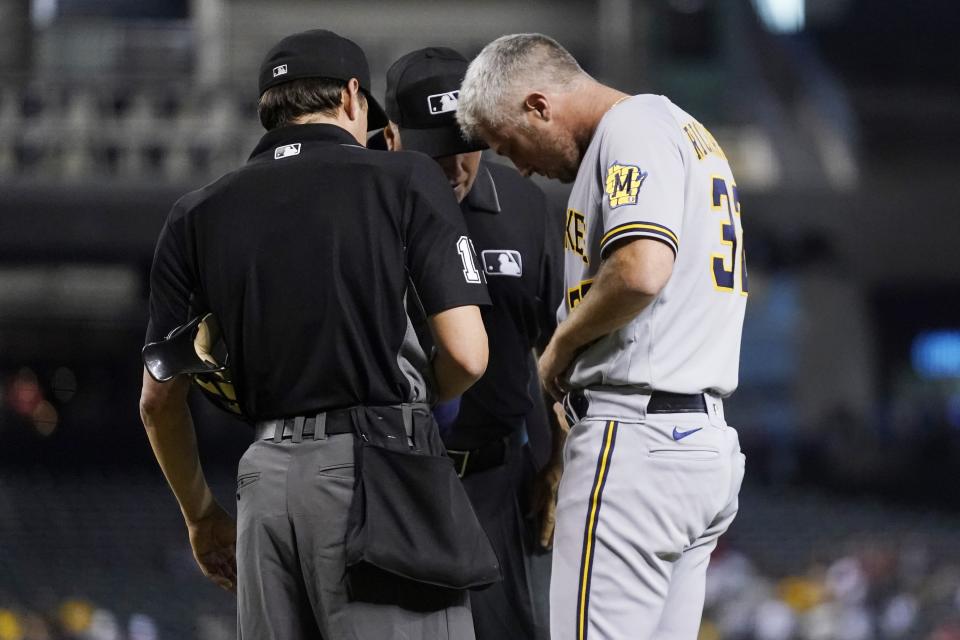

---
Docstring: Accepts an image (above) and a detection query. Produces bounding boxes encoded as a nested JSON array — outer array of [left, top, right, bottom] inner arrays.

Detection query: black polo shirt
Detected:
[[145, 123, 489, 420], [441, 161, 564, 450]]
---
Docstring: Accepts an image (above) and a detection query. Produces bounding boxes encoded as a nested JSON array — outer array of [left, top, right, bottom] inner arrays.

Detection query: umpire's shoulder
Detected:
[[486, 160, 549, 213], [167, 171, 240, 224], [343, 145, 444, 185]]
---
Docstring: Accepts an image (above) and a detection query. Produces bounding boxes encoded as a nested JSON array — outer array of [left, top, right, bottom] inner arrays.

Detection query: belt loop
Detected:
[[706, 394, 726, 427], [637, 389, 650, 421], [561, 393, 578, 426], [401, 404, 414, 447], [272, 419, 283, 444], [314, 412, 327, 440], [292, 416, 305, 443]]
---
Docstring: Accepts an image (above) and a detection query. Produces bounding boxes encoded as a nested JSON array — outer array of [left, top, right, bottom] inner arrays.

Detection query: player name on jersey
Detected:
[[682, 120, 726, 162], [565, 208, 589, 264]]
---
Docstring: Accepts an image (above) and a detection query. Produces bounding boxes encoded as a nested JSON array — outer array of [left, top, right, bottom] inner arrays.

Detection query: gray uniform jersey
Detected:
[[560, 94, 747, 396]]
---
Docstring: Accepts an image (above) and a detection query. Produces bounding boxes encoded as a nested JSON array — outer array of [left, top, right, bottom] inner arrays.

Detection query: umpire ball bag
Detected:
[[344, 404, 502, 591]]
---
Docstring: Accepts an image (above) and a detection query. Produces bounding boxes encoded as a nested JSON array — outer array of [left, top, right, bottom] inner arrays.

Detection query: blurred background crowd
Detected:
[[1, 0, 958, 638]]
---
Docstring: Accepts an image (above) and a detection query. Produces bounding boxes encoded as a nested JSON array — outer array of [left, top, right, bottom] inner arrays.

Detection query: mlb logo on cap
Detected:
[[427, 91, 459, 115], [273, 64, 288, 78], [383, 47, 487, 156]]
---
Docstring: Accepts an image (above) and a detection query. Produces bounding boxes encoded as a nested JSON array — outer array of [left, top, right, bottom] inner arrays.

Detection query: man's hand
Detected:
[[186, 502, 238, 593], [531, 402, 570, 550], [531, 460, 563, 550], [538, 338, 575, 401], [537, 239, 675, 401]]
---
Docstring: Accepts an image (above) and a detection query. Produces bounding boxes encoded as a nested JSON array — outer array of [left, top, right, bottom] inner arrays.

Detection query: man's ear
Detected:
[[344, 78, 363, 122], [523, 92, 551, 122], [383, 122, 401, 151]]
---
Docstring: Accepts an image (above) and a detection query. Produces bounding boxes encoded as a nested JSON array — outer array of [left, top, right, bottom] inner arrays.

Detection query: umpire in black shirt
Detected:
[[139, 31, 490, 639], [380, 47, 564, 640]]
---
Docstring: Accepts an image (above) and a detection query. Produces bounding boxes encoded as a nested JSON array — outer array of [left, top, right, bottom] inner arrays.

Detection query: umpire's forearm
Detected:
[[140, 370, 216, 524], [428, 305, 489, 402], [431, 348, 484, 402]]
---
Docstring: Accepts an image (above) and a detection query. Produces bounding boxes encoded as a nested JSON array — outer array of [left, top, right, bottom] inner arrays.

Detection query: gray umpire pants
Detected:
[[235, 430, 475, 639]]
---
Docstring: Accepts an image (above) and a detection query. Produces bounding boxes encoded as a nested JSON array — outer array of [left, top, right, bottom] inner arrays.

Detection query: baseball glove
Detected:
[[142, 313, 242, 417]]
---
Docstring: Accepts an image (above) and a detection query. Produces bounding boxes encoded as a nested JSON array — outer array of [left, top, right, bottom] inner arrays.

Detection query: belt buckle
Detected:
[[447, 449, 470, 478]]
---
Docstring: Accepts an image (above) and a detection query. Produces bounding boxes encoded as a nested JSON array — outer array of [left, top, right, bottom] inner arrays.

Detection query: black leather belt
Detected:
[[446, 438, 508, 479], [567, 390, 707, 422], [254, 410, 354, 442], [647, 391, 708, 414], [446, 426, 528, 479]]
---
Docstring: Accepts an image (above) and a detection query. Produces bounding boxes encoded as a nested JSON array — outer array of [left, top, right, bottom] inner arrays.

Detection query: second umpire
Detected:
[[379, 47, 564, 640], [139, 31, 491, 639]]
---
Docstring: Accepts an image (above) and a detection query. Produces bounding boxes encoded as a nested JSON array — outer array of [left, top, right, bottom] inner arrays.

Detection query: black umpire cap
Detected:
[[258, 29, 388, 131], [383, 47, 487, 158]]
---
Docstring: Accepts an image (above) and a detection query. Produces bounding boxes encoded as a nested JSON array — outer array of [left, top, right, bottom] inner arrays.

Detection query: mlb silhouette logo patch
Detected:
[[605, 163, 647, 208], [481, 250, 522, 277], [427, 91, 460, 115], [274, 143, 301, 159], [273, 64, 288, 78]]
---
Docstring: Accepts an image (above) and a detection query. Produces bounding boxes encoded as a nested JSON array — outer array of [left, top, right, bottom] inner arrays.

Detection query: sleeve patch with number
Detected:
[[455, 235, 485, 284], [605, 163, 647, 208]]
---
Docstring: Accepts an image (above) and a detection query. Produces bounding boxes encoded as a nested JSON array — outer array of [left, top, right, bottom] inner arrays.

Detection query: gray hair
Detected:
[[457, 33, 588, 140]]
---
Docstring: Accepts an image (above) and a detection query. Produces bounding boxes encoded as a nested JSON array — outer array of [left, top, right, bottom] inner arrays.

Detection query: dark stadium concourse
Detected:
[[1, 1, 960, 639]]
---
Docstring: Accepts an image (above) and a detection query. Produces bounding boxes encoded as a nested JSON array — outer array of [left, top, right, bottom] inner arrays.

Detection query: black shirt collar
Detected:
[[463, 164, 501, 214], [249, 123, 362, 160]]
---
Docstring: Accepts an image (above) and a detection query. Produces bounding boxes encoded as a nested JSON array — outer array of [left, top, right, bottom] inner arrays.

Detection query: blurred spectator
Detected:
[[881, 594, 919, 638], [778, 575, 825, 613], [195, 614, 233, 640], [0, 609, 23, 640], [825, 557, 868, 605], [754, 598, 796, 640], [84, 610, 119, 640], [58, 600, 93, 639], [929, 623, 960, 640], [127, 614, 158, 640], [19, 612, 53, 640], [704, 531, 960, 640]]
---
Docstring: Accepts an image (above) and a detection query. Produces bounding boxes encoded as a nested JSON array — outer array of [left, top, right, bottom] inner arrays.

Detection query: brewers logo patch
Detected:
[[481, 250, 523, 277], [605, 163, 647, 208]]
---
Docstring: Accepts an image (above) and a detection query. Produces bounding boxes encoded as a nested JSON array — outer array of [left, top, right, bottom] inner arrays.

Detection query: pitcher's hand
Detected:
[[531, 402, 571, 550], [538, 338, 575, 401], [532, 458, 563, 550]]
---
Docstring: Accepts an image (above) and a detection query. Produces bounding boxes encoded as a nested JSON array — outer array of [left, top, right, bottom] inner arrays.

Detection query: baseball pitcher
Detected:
[[458, 34, 747, 639]]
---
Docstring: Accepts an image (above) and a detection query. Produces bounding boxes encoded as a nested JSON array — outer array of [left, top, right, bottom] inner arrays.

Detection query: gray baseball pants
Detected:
[[550, 392, 745, 640], [235, 431, 475, 639]]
